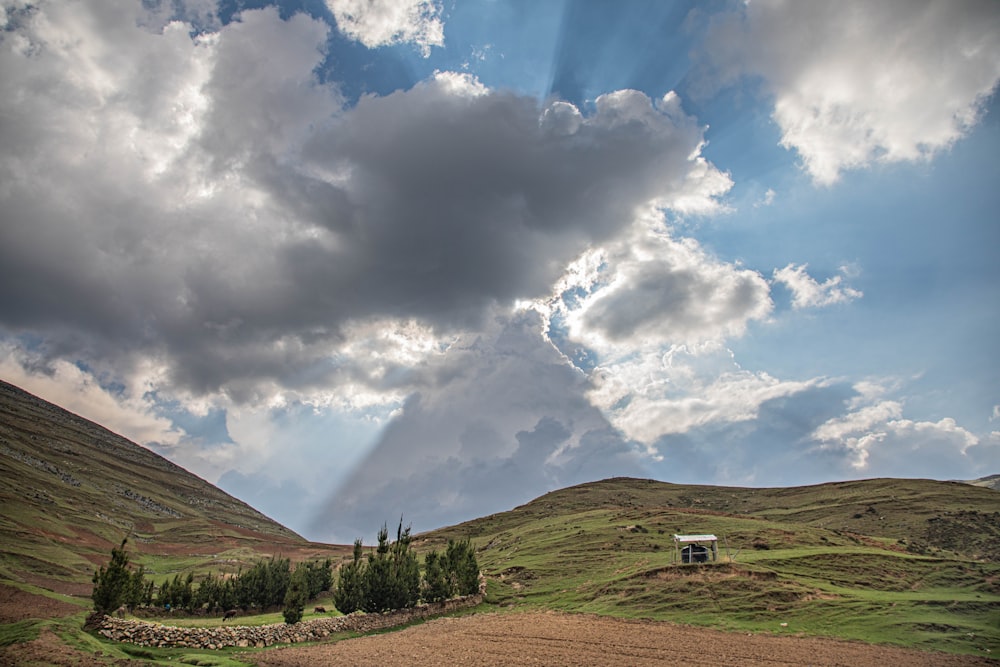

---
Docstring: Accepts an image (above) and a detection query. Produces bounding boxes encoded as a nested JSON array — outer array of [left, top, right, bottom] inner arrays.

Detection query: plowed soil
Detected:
[[252, 612, 996, 667], [0, 584, 80, 623]]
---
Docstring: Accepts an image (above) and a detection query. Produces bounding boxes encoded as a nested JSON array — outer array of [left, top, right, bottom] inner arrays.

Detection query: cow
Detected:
[[222, 609, 238, 622], [313, 606, 326, 613]]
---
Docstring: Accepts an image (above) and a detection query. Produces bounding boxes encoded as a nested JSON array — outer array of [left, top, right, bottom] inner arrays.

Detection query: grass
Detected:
[[419, 478, 1000, 657], [0, 620, 41, 647]]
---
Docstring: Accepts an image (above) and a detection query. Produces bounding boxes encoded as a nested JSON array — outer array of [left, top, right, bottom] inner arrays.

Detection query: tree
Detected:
[[422, 550, 450, 603], [362, 519, 420, 612], [445, 538, 480, 596], [362, 524, 394, 612], [92, 539, 134, 614], [302, 558, 333, 598], [389, 520, 420, 609], [282, 566, 308, 624], [124, 564, 149, 609], [333, 539, 365, 614]]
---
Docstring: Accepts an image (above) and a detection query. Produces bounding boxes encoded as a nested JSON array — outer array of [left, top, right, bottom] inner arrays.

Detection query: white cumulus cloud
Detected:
[[773, 263, 863, 309], [326, 0, 444, 56], [701, 0, 1000, 184]]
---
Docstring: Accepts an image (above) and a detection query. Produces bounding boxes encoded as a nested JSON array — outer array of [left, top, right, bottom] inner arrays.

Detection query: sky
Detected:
[[1, 0, 998, 543]]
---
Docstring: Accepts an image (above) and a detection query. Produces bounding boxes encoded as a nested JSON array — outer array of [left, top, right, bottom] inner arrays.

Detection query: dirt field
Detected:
[[252, 611, 996, 667], [0, 584, 81, 623]]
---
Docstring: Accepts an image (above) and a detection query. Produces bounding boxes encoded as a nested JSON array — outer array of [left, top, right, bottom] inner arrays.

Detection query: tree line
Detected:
[[93, 524, 479, 625], [91, 539, 331, 624]]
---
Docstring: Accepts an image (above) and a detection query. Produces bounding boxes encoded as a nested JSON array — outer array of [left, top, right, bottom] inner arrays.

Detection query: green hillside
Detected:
[[0, 380, 333, 599], [419, 477, 1000, 656]]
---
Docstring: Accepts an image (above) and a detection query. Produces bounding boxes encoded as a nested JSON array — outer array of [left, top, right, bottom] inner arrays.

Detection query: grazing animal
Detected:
[[115, 606, 127, 618], [314, 606, 326, 613], [222, 609, 238, 621]]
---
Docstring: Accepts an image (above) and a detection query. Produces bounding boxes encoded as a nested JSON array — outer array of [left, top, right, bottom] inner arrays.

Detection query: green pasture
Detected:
[[443, 492, 1000, 658]]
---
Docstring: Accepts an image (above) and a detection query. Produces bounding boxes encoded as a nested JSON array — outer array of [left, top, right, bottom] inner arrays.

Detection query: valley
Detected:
[[1, 381, 998, 665]]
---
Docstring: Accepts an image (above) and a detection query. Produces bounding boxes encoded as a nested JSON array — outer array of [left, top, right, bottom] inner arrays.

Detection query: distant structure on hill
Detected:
[[672, 534, 719, 564]]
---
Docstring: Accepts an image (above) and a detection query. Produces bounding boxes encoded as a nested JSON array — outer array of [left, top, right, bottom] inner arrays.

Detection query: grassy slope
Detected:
[[0, 380, 349, 598], [418, 477, 1000, 656]]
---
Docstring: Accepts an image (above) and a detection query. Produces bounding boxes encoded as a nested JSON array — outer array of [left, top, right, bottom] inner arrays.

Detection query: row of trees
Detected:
[[91, 540, 331, 623], [154, 556, 332, 615], [93, 524, 480, 625], [333, 521, 480, 614]]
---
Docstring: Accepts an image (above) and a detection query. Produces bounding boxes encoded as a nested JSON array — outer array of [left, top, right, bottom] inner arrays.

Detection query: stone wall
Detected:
[[96, 585, 485, 650]]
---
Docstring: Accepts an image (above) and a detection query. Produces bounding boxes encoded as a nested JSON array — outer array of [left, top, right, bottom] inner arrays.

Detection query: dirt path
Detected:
[[251, 611, 996, 667]]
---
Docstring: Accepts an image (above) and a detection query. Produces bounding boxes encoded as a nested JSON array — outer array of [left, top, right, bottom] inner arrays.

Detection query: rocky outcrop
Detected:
[[96, 588, 485, 649]]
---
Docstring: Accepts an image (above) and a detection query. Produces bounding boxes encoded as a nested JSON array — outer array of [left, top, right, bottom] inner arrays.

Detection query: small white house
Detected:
[[673, 534, 719, 564]]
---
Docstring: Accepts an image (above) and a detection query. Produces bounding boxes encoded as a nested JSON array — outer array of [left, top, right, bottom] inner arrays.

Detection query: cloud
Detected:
[[0, 345, 182, 448], [567, 219, 771, 349], [754, 188, 776, 208], [700, 0, 1000, 184], [810, 397, 990, 479], [309, 311, 647, 542], [587, 344, 824, 448], [532, 211, 776, 446], [773, 263, 863, 309], [0, 0, 731, 411], [647, 379, 999, 487], [326, 0, 444, 56]]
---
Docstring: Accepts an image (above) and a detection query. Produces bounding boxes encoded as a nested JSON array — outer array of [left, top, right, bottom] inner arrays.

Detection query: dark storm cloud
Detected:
[[0, 2, 725, 401]]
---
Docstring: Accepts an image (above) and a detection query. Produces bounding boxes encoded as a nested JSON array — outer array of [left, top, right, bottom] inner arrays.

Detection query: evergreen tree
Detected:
[[302, 558, 333, 598], [389, 520, 420, 609], [422, 550, 450, 603], [282, 566, 308, 624], [333, 539, 365, 614], [91, 539, 133, 614], [362, 524, 394, 612], [181, 572, 195, 611], [124, 564, 148, 609], [445, 538, 480, 595], [362, 519, 420, 612]]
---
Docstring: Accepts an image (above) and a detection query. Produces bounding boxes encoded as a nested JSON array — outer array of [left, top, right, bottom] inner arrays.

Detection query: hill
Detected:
[[419, 477, 1000, 656], [967, 474, 1000, 491], [0, 380, 331, 600]]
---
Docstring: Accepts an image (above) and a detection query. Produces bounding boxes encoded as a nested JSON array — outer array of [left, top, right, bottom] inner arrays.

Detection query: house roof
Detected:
[[672, 534, 717, 543]]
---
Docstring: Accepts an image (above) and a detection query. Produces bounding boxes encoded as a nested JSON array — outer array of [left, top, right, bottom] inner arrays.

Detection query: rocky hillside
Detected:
[[0, 380, 308, 594], [967, 474, 1000, 491]]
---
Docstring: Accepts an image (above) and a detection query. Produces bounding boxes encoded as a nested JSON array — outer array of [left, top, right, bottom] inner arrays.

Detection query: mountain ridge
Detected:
[[0, 379, 309, 596]]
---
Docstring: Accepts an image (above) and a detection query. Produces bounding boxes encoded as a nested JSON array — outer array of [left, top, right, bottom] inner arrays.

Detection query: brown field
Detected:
[[251, 611, 997, 667]]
